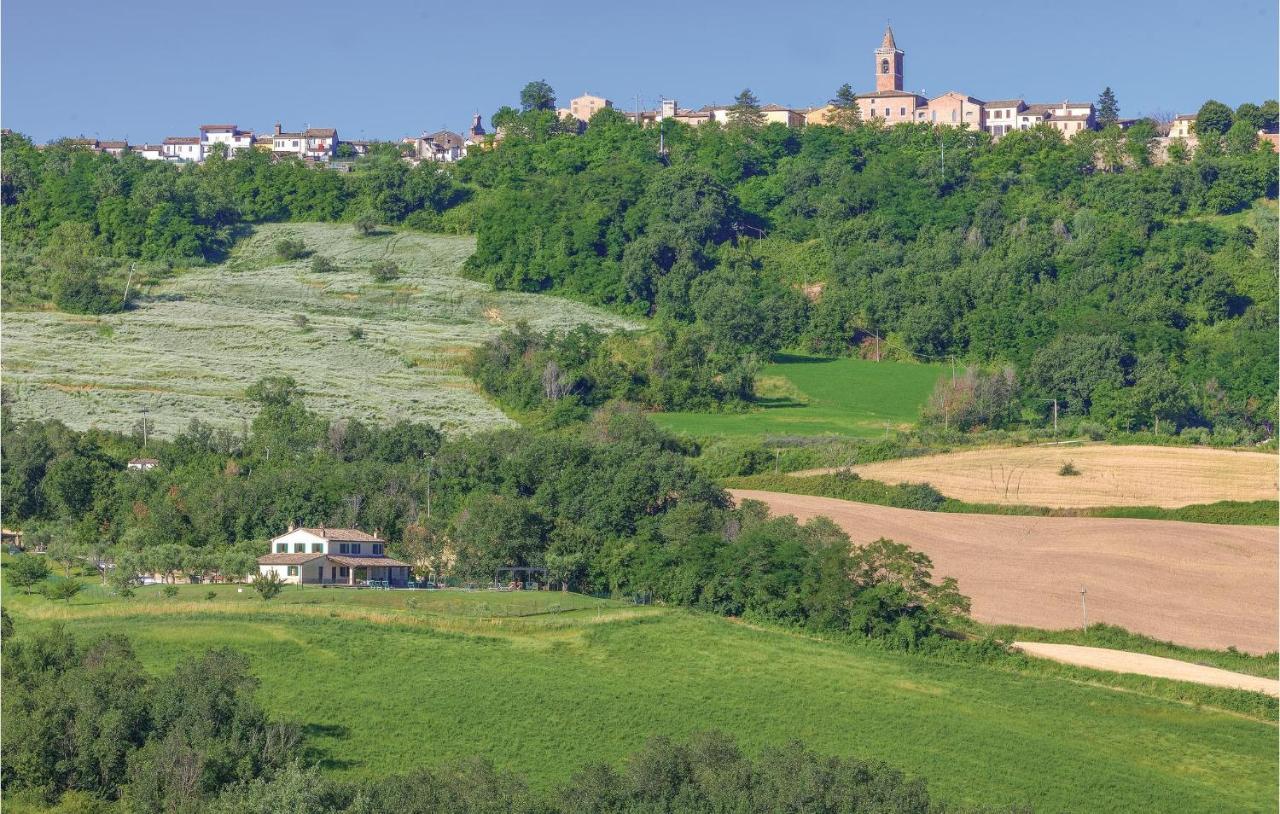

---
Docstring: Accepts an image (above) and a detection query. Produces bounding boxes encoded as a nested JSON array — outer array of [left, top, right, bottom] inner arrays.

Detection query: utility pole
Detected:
[[1080, 585, 1088, 629], [873, 331, 881, 362], [950, 356, 957, 386], [1053, 399, 1059, 436], [122, 262, 136, 307], [139, 407, 149, 448], [425, 454, 434, 519]]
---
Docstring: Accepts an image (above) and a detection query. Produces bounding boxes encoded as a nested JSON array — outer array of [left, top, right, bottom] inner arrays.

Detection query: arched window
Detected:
[[880, 58, 890, 74]]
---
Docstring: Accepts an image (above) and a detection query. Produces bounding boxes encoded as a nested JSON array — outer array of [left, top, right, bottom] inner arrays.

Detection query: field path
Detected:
[[1013, 642, 1280, 696], [730, 489, 1278, 653], [791, 444, 1277, 508]]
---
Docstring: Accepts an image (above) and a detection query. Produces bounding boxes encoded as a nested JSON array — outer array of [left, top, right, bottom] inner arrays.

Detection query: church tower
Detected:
[[874, 25, 904, 92]]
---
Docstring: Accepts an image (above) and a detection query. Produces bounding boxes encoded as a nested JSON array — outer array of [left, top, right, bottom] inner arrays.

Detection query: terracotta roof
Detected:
[[98, 140, 128, 149], [305, 127, 337, 137], [1174, 114, 1197, 121], [258, 552, 326, 565], [274, 132, 304, 139], [164, 136, 200, 144], [984, 99, 1026, 108], [880, 25, 898, 50], [855, 90, 926, 100], [297, 527, 383, 542], [128, 457, 159, 465], [760, 104, 797, 112], [326, 555, 410, 568], [200, 124, 237, 131], [1048, 115, 1092, 122]]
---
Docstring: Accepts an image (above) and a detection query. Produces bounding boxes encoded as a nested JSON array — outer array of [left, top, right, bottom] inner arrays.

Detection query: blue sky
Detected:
[[3, 0, 1276, 143]]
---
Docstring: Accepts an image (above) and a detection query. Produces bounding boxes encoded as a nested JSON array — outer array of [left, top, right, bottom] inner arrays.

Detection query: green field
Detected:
[[6, 583, 1275, 813], [0, 224, 638, 437], [652, 353, 945, 439]]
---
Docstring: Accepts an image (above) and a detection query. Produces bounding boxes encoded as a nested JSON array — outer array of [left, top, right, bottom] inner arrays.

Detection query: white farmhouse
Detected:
[[256, 526, 411, 587]]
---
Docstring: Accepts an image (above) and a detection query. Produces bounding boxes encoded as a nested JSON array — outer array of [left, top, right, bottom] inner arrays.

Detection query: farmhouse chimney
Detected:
[[274, 122, 282, 136], [287, 520, 295, 532]]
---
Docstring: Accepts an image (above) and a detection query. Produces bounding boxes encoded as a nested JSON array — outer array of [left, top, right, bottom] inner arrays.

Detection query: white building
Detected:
[[256, 526, 411, 587], [200, 124, 254, 156], [162, 136, 203, 162], [304, 127, 338, 160], [127, 457, 159, 471], [416, 130, 465, 162], [131, 144, 166, 160]]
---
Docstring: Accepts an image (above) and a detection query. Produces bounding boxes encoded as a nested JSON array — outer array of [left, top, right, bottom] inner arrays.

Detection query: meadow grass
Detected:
[[4, 584, 1275, 813], [1, 224, 639, 437], [652, 352, 944, 439]]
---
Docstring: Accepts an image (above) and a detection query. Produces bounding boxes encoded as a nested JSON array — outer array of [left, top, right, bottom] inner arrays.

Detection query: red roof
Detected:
[[297, 527, 384, 542], [200, 124, 238, 131], [258, 552, 325, 565]]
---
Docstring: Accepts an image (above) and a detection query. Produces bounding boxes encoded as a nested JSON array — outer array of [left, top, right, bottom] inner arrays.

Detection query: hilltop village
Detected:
[[25, 27, 1269, 166]]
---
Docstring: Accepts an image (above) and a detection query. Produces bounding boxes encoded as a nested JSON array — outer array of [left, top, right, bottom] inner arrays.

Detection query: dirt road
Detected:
[[1013, 642, 1279, 696], [791, 444, 1277, 508], [730, 489, 1279, 654]]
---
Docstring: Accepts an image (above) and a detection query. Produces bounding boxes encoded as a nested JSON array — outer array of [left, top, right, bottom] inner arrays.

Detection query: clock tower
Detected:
[[874, 25, 903, 93]]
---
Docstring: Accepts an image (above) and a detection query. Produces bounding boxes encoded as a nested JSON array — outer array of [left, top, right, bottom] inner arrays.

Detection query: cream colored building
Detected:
[[761, 104, 805, 127], [916, 92, 985, 130], [566, 93, 612, 122], [257, 526, 411, 587], [1169, 114, 1196, 139]]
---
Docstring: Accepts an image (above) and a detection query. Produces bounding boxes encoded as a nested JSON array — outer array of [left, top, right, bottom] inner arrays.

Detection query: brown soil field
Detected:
[[730, 489, 1279, 653], [1012, 642, 1280, 696], [792, 444, 1277, 508]]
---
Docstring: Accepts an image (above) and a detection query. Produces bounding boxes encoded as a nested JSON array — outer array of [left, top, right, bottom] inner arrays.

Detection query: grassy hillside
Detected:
[[652, 353, 945, 439], [0, 224, 639, 437], [6, 583, 1275, 813]]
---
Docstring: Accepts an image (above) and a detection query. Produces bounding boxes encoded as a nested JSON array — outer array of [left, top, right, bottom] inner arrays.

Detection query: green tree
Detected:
[[1194, 99, 1234, 135], [1259, 99, 1279, 132], [1096, 87, 1119, 127], [519, 80, 556, 112], [5, 555, 51, 593], [827, 83, 861, 128], [728, 88, 765, 128], [1234, 102, 1265, 132]]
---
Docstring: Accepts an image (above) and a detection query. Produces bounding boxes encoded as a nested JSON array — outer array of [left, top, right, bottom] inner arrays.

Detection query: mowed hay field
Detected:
[[731, 489, 1279, 653], [0, 224, 639, 437], [5, 584, 1277, 813], [801, 444, 1278, 508], [652, 353, 944, 439]]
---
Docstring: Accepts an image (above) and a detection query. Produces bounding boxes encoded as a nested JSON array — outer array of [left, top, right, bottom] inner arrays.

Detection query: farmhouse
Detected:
[[256, 526, 411, 587]]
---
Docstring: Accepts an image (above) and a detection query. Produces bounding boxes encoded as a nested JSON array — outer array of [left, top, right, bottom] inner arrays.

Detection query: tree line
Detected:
[[2, 379, 967, 647]]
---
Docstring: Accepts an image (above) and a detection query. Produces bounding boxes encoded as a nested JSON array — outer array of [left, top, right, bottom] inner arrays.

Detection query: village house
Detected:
[[416, 129, 465, 162], [96, 140, 130, 156], [304, 127, 338, 160], [983, 100, 1026, 138], [559, 93, 612, 123], [131, 144, 165, 160], [256, 526, 412, 587], [162, 136, 203, 161], [1169, 114, 1196, 139], [761, 104, 805, 127], [916, 91, 986, 130], [200, 124, 254, 155], [127, 457, 160, 471]]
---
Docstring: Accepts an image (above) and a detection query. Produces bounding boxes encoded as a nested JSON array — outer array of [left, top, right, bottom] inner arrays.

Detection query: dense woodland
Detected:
[[3, 88, 1277, 436]]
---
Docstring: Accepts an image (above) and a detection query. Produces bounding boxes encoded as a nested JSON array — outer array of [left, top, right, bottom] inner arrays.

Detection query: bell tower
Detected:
[[874, 25, 903, 93]]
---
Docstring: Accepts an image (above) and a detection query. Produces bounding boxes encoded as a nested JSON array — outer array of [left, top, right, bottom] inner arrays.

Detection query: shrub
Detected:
[[354, 213, 378, 236], [273, 238, 306, 260], [349, 326, 365, 340], [41, 576, 84, 603], [292, 313, 310, 329], [254, 571, 284, 600], [310, 255, 338, 274], [370, 260, 400, 282], [162, 585, 179, 598], [205, 590, 218, 601], [1058, 461, 1081, 476]]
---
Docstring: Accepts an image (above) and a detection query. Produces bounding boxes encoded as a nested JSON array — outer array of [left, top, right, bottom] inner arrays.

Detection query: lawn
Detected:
[[652, 352, 945, 439], [5, 583, 1276, 813], [0, 224, 639, 437]]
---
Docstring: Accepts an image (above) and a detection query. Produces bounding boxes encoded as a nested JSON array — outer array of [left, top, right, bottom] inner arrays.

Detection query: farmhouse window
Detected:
[[294, 543, 305, 553], [339, 543, 349, 554], [373, 544, 383, 556], [311, 543, 323, 553], [287, 566, 298, 576], [339, 567, 349, 577], [275, 543, 287, 553], [351, 543, 361, 555]]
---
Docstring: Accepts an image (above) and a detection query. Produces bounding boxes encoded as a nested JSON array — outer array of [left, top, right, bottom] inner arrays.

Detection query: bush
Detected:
[[41, 576, 84, 602], [254, 571, 284, 600], [348, 326, 365, 340], [310, 255, 338, 274], [370, 260, 400, 282], [274, 238, 307, 260], [162, 585, 179, 598], [1058, 461, 1081, 476], [205, 590, 218, 601], [54, 270, 124, 315], [292, 313, 310, 329], [354, 213, 378, 236]]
